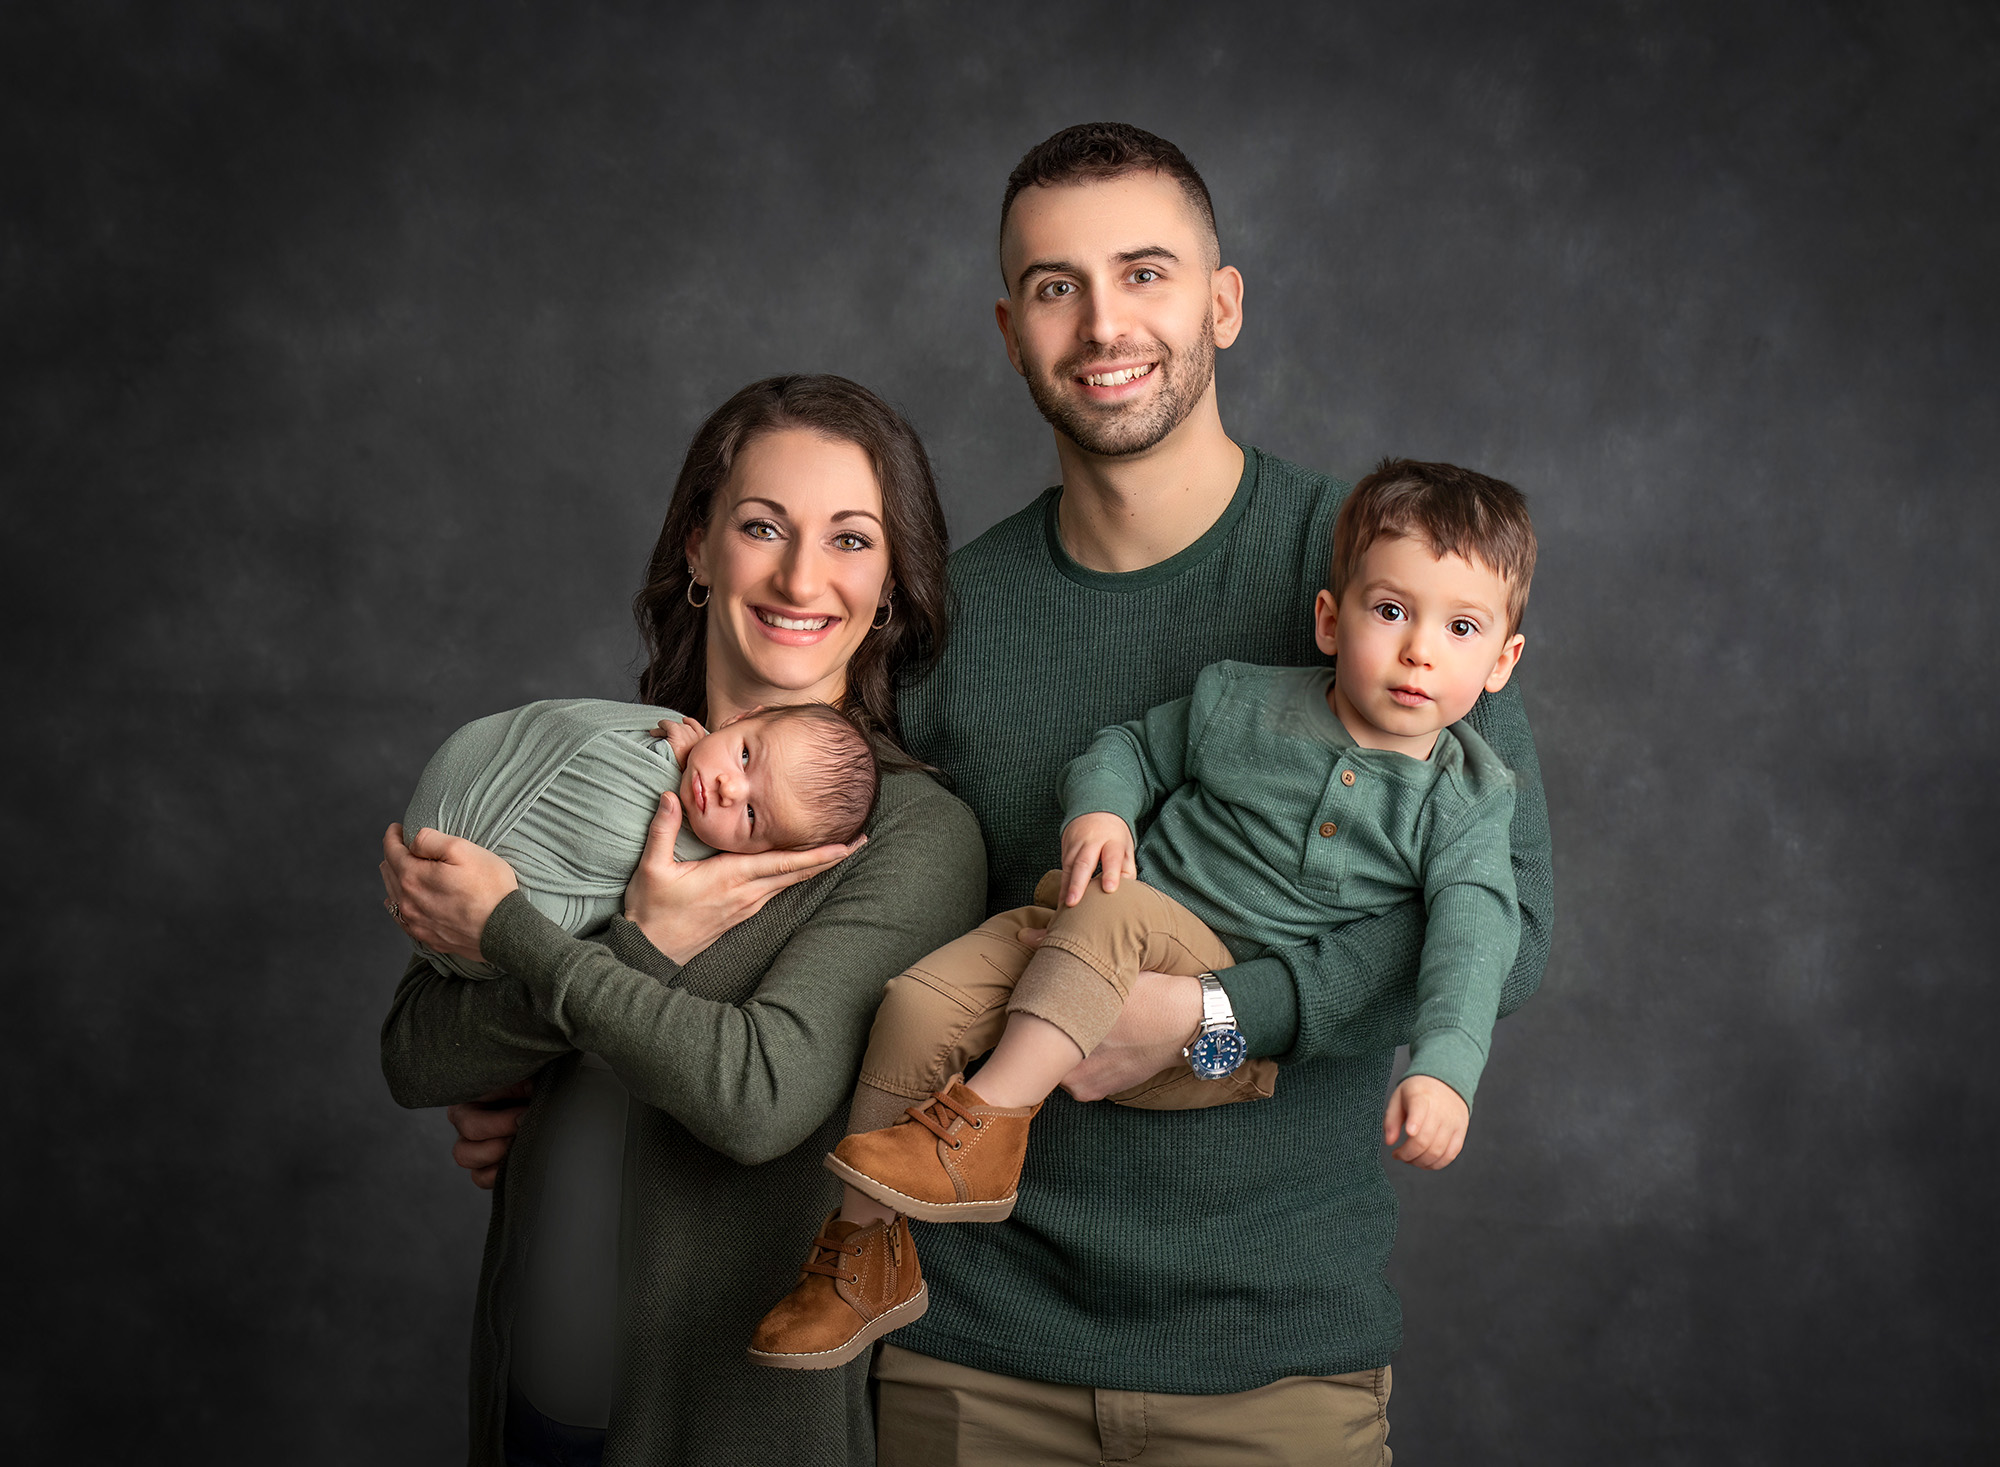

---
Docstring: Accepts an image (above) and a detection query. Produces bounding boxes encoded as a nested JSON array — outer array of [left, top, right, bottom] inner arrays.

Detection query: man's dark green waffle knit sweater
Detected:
[[897, 447, 1554, 1393]]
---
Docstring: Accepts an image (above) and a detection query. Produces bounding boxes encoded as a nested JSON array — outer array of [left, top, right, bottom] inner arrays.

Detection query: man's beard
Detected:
[[1024, 313, 1216, 457]]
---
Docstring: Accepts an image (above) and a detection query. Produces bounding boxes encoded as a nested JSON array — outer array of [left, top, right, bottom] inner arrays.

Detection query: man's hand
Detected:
[[650, 714, 708, 763], [446, 1080, 532, 1190], [1059, 812, 1137, 906], [1383, 1074, 1470, 1170], [1057, 969, 1203, 1101]]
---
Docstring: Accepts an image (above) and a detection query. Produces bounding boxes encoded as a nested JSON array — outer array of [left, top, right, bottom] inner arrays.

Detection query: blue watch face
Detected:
[[1189, 1028, 1246, 1080]]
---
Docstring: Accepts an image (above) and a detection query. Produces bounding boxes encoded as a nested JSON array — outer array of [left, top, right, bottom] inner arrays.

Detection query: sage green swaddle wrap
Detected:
[[402, 698, 717, 980]]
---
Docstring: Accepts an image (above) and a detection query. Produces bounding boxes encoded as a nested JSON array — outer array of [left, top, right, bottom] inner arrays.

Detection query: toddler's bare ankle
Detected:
[[841, 1185, 898, 1229]]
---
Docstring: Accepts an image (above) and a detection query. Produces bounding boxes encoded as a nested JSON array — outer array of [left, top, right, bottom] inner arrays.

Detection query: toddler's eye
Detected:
[[1374, 602, 1406, 622], [1449, 618, 1479, 637]]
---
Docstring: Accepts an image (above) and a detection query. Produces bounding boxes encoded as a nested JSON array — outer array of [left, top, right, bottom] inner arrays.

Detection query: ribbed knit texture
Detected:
[[381, 769, 986, 1467], [897, 448, 1554, 1392], [1062, 661, 1519, 1107]]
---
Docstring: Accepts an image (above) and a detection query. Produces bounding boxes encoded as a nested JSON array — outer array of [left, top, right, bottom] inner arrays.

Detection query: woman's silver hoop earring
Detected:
[[686, 580, 711, 609], [871, 597, 894, 631]]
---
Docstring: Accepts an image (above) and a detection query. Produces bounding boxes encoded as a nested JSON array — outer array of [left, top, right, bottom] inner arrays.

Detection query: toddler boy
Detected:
[[400, 697, 877, 979], [748, 458, 1537, 1370]]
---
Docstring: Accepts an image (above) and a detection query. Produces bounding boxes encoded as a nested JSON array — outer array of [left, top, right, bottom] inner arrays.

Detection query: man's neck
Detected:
[[1052, 389, 1245, 574]]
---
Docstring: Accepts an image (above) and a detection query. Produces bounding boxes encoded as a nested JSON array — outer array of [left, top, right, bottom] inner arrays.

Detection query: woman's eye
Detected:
[[834, 532, 870, 552], [743, 520, 780, 541]]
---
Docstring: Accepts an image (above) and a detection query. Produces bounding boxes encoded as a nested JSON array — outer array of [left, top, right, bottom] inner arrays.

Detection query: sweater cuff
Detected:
[[1218, 955, 1300, 1059], [480, 889, 578, 983], [1402, 1027, 1489, 1109], [601, 914, 683, 983], [1059, 766, 1147, 837]]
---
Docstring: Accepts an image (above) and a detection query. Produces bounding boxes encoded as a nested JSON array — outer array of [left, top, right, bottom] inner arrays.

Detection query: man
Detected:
[[877, 123, 1552, 1464], [448, 122, 1552, 1463]]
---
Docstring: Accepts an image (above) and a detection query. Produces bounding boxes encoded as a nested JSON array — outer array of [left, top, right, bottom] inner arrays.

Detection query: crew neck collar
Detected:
[[1042, 446, 1261, 593]]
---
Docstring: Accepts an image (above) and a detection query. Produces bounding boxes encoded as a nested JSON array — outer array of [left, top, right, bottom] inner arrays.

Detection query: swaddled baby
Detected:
[[401, 698, 879, 979]]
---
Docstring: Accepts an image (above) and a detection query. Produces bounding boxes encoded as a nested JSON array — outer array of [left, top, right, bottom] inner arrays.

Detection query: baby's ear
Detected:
[[1484, 632, 1526, 693]]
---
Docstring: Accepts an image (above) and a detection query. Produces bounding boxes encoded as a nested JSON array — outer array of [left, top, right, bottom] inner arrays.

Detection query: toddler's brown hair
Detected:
[[1331, 458, 1538, 635]]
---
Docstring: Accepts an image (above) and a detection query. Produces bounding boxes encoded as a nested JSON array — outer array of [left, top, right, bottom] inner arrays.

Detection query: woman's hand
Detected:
[[446, 1080, 532, 1189], [379, 823, 520, 963], [623, 790, 862, 964]]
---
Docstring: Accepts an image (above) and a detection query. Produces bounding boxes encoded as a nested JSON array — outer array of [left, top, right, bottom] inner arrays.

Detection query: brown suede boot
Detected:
[[745, 1212, 927, 1370], [824, 1076, 1039, 1222]]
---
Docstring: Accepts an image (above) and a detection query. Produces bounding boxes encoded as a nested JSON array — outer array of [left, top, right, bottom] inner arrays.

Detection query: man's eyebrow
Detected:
[[1015, 257, 1078, 292], [1015, 245, 1184, 294]]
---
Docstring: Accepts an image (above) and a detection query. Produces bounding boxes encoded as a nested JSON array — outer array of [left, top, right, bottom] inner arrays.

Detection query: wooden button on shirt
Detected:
[[1340, 769, 1356, 786], [1319, 822, 1337, 837]]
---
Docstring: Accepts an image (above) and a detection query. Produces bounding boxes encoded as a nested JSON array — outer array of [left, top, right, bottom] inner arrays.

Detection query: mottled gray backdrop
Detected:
[[5, 1, 1994, 1462]]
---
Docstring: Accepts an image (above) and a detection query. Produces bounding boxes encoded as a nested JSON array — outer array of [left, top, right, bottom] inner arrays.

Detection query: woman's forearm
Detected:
[[378, 954, 570, 1109], [478, 790, 988, 1165]]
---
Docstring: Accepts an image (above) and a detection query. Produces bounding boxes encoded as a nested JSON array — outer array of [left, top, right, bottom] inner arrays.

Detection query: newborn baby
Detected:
[[401, 698, 878, 979]]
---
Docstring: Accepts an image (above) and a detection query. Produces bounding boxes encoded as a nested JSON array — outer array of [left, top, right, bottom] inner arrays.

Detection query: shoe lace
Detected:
[[802, 1229, 864, 1285], [904, 1087, 982, 1149]]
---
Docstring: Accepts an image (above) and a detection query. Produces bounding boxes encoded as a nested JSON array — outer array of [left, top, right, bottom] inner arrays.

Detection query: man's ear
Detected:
[[1211, 264, 1245, 351], [994, 297, 1026, 377], [1313, 588, 1340, 656], [1484, 632, 1526, 693]]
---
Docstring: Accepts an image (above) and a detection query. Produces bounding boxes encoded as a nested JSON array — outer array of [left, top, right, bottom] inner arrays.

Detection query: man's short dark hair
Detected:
[[1000, 122, 1218, 259], [1332, 459, 1539, 635]]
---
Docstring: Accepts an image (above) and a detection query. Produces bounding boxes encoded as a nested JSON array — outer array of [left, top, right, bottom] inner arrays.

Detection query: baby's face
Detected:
[[1314, 533, 1526, 759], [676, 715, 812, 853]]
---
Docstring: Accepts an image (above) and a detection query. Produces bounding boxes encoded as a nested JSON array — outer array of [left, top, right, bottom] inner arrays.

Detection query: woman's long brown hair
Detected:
[[633, 376, 951, 760]]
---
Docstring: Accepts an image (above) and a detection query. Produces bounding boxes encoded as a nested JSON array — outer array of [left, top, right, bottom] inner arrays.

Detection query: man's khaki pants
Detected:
[[846, 872, 1279, 1133], [874, 1342, 1393, 1466]]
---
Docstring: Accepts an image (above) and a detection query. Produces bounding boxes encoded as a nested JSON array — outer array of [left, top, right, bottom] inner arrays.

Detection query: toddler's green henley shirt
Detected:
[[1063, 660, 1519, 1107]]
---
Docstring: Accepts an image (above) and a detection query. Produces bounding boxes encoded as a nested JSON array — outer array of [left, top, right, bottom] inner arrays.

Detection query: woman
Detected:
[[379, 376, 985, 1466]]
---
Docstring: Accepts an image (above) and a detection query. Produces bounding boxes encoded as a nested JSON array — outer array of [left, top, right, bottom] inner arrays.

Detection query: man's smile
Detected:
[[1077, 361, 1157, 389]]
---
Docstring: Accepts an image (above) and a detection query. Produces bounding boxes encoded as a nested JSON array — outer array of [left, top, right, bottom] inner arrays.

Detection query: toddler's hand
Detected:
[[1382, 1074, 1470, 1170], [652, 715, 708, 763], [1059, 812, 1137, 906]]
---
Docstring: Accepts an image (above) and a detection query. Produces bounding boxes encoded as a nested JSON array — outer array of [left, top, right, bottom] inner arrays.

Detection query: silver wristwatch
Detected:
[[1183, 972, 1248, 1080]]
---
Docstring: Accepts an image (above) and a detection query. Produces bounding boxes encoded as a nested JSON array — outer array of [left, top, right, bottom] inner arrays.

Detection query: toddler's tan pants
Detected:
[[847, 871, 1279, 1133]]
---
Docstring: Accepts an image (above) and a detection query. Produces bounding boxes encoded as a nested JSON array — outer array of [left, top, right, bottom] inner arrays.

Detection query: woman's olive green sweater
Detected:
[[380, 768, 985, 1467]]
